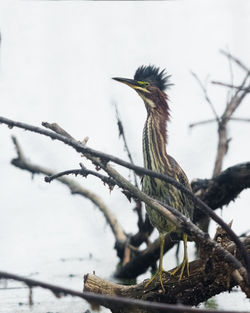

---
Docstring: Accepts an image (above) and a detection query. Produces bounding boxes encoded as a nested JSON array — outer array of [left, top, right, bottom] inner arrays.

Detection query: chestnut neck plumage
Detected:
[[142, 89, 171, 174]]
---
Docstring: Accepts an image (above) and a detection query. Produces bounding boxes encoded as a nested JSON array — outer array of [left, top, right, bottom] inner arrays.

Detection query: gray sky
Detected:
[[0, 1, 250, 311]]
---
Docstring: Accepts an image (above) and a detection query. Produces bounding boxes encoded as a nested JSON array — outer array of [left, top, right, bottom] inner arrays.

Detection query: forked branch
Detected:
[[0, 116, 249, 290], [191, 51, 250, 178], [11, 134, 250, 280]]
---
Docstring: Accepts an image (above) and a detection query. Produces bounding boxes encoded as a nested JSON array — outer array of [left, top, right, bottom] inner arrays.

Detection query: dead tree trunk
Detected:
[[84, 231, 250, 312]]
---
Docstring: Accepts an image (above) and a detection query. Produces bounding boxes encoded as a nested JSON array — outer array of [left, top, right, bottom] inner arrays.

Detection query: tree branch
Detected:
[[1, 116, 249, 286], [10, 136, 127, 244], [211, 81, 250, 91], [189, 118, 217, 129], [192, 162, 250, 216], [44, 164, 116, 190], [191, 53, 250, 179], [213, 74, 250, 177], [84, 233, 250, 310], [220, 50, 250, 74], [13, 135, 250, 279], [189, 53, 250, 239], [1, 270, 249, 313], [231, 117, 250, 123], [190, 71, 219, 122], [188, 116, 250, 129], [44, 118, 250, 288], [113, 103, 145, 242], [114, 103, 139, 188], [9, 138, 184, 279], [92, 160, 248, 289]]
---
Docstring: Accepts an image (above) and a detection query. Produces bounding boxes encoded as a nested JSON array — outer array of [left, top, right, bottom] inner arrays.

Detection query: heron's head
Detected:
[[113, 65, 172, 115]]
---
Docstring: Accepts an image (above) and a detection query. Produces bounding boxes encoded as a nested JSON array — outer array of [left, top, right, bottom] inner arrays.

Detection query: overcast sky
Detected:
[[0, 1, 250, 311]]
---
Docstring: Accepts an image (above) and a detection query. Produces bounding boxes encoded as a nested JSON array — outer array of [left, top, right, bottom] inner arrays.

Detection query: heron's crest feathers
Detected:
[[134, 65, 172, 91]]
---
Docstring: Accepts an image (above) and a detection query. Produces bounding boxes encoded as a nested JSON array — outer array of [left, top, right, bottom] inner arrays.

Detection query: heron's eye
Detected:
[[138, 81, 150, 86]]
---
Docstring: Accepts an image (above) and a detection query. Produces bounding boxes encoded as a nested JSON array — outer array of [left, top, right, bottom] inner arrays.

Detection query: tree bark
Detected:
[[84, 233, 250, 313], [192, 162, 250, 219]]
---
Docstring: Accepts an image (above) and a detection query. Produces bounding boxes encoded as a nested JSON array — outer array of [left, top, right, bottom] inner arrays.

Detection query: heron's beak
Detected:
[[112, 77, 139, 89]]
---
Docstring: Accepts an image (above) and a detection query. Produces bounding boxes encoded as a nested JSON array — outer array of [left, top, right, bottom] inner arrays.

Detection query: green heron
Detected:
[[113, 65, 194, 291]]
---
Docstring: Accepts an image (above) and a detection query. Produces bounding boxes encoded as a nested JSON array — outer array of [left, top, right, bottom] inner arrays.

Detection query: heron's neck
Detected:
[[143, 111, 170, 173]]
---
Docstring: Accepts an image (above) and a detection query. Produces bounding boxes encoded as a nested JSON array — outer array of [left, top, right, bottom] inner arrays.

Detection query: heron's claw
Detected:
[[145, 267, 166, 292], [171, 233, 190, 280], [170, 255, 189, 280]]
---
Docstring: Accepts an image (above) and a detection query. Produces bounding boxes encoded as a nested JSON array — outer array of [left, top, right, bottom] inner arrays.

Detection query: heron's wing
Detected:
[[167, 155, 194, 220], [167, 155, 191, 189]]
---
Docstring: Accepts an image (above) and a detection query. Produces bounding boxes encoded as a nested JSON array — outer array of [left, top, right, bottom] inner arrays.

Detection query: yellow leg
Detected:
[[145, 234, 165, 291], [171, 233, 189, 280]]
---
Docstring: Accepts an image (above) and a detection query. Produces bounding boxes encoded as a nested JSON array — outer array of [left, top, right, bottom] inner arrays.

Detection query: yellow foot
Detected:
[[145, 268, 166, 292], [171, 233, 190, 280], [170, 256, 189, 280]]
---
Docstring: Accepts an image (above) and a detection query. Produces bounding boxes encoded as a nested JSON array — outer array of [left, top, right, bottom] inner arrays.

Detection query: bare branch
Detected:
[[15, 137, 250, 279], [11, 136, 126, 244], [113, 103, 144, 238], [39, 121, 250, 276], [113, 103, 139, 188], [42, 122, 75, 139], [213, 74, 250, 177], [1, 270, 249, 313], [212, 51, 250, 177], [211, 80, 250, 91], [220, 50, 250, 74], [193, 51, 250, 238], [191, 53, 250, 179], [1, 116, 249, 285], [95, 161, 248, 289], [227, 46, 234, 86], [191, 71, 220, 121], [189, 118, 217, 129], [11, 136, 25, 160], [192, 162, 250, 220], [224, 46, 235, 105], [85, 233, 250, 308], [231, 117, 250, 123], [212, 120, 228, 177], [44, 165, 116, 190]]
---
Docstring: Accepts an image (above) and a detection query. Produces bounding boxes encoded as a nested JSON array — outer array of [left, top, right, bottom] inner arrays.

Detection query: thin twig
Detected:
[[114, 103, 139, 188], [230, 117, 250, 123], [0, 271, 248, 313], [220, 50, 250, 74], [1, 116, 249, 284], [189, 118, 217, 129], [211, 81, 250, 91], [191, 71, 220, 122], [45, 166, 116, 190], [11, 136, 25, 160], [226, 46, 234, 105], [113, 103, 144, 233], [42, 122, 75, 139], [227, 47, 234, 85]]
